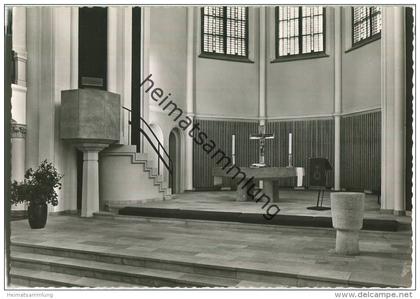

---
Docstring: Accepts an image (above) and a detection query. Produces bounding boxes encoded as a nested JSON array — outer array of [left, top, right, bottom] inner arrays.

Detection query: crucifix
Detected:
[[249, 124, 274, 168]]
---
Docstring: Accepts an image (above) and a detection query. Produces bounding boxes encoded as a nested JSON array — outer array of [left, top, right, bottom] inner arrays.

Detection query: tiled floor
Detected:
[[133, 190, 411, 223], [10, 210, 412, 287]]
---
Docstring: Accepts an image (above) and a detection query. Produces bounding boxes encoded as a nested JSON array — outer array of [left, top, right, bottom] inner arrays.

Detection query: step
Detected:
[[10, 267, 142, 288], [11, 241, 392, 288], [10, 251, 241, 287], [118, 207, 401, 231]]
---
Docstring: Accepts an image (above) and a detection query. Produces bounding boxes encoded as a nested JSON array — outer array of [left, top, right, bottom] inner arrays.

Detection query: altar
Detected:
[[213, 166, 302, 202], [212, 124, 305, 203]]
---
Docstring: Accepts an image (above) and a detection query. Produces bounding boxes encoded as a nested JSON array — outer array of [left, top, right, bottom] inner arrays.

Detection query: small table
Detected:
[[213, 166, 300, 202]]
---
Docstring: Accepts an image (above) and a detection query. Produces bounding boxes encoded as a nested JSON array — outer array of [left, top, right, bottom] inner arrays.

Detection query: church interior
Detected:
[[6, 5, 413, 289]]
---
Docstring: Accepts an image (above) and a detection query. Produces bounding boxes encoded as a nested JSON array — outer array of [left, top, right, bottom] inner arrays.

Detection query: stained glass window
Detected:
[[276, 6, 325, 58], [352, 7, 382, 45], [202, 6, 248, 58]]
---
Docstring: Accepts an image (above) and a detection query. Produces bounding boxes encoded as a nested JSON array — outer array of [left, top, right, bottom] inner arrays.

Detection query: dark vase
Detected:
[[28, 203, 48, 229]]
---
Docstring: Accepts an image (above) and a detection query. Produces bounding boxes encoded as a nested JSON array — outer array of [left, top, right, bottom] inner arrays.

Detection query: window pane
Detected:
[[203, 7, 224, 54], [225, 7, 247, 56], [277, 6, 325, 57], [202, 6, 248, 57], [353, 6, 382, 45]]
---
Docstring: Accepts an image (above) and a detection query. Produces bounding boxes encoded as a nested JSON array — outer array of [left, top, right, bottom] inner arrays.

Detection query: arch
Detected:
[[169, 126, 185, 194]]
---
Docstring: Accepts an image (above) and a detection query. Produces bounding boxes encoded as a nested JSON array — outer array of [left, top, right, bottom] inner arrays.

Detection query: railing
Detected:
[[122, 106, 173, 177]]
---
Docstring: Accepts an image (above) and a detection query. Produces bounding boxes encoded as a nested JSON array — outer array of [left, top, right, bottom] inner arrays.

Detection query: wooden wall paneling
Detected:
[[192, 119, 258, 189], [340, 111, 381, 192], [193, 113, 379, 192]]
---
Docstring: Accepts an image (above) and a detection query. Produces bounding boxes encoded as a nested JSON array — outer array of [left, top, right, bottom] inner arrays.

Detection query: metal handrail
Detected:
[[122, 106, 173, 175], [140, 127, 172, 173]]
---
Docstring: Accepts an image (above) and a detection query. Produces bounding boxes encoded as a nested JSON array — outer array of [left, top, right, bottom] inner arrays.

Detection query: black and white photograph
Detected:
[[2, 1, 417, 298]]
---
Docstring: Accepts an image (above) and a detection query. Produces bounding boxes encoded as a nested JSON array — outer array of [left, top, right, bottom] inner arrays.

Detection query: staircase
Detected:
[[10, 241, 284, 288], [99, 145, 172, 212], [9, 214, 411, 288]]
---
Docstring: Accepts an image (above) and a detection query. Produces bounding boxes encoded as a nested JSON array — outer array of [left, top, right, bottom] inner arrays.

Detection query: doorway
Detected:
[[169, 128, 182, 194], [76, 150, 83, 214]]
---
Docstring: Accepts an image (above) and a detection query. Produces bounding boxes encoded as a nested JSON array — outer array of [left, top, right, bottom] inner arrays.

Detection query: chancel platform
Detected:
[[11, 211, 411, 288], [118, 190, 411, 232]]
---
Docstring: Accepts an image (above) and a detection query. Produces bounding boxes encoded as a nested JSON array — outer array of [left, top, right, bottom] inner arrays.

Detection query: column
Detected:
[[185, 7, 195, 191], [108, 7, 128, 145], [392, 7, 406, 215], [11, 7, 27, 177], [70, 7, 78, 89], [11, 7, 28, 213], [258, 7, 267, 128], [334, 7, 342, 191], [77, 143, 109, 217], [11, 122, 26, 181], [258, 7, 267, 189], [381, 7, 406, 214]]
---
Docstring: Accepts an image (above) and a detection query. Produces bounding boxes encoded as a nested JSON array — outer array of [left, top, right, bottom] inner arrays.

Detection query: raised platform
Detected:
[[118, 190, 410, 232], [119, 207, 398, 231], [10, 215, 412, 288]]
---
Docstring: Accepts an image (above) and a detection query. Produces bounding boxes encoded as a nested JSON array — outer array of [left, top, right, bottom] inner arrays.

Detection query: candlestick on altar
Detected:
[[232, 134, 236, 165], [288, 133, 293, 167]]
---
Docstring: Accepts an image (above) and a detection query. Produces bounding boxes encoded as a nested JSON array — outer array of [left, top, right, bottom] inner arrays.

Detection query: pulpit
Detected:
[[60, 89, 120, 217]]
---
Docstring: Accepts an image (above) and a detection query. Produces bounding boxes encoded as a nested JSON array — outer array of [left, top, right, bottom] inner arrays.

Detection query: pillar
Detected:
[[381, 7, 406, 214], [185, 7, 195, 191], [108, 7, 131, 145], [334, 7, 342, 191], [70, 7, 78, 89], [258, 7, 267, 128], [258, 7, 267, 189], [11, 7, 28, 213], [11, 7, 27, 175], [392, 7, 406, 214], [11, 122, 26, 181], [77, 143, 108, 217]]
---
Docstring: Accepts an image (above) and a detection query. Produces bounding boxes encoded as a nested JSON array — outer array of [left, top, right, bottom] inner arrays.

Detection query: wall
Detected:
[[20, 6, 386, 209], [341, 41, 381, 112], [266, 7, 335, 118], [193, 119, 258, 189], [190, 6, 381, 192], [339, 8, 382, 191], [146, 7, 189, 189], [341, 8, 382, 113], [149, 7, 188, 111], [194, 8, 259, 119], [266, 118, 335, 187], [26, 7, 78, 212]]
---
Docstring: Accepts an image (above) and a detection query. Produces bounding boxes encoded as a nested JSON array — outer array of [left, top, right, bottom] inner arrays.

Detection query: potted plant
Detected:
[[11, 160, 63, 229]]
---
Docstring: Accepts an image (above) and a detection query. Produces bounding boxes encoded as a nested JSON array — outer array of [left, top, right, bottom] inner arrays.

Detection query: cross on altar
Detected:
[[249, 124, 274, 168]]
